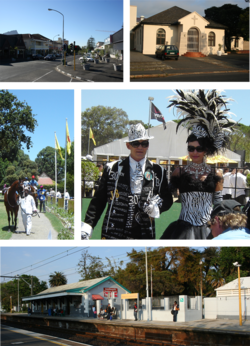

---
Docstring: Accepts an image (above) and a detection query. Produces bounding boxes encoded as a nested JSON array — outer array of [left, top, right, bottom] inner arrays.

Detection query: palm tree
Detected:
[[49, 271, 67, 287]]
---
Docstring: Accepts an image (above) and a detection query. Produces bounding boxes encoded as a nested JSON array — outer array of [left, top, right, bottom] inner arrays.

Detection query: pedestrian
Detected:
[[134, 301, 138, 321], [37, 185, 46, 213], [222, 168, 232, 200], [106, 303, 112, 321], [82, 123, 173, 239], [230, 169, 247, 205], [92, 305, 96, 318], [56, 190, 61, 203], [19, 186, 38, 236], [64, 189, 70, 210], [172, 301, 179, 322]]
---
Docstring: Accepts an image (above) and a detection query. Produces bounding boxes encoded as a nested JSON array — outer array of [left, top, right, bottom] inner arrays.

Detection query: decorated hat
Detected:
[[168, 90, 236, 155], [124, 123, 154, 143]]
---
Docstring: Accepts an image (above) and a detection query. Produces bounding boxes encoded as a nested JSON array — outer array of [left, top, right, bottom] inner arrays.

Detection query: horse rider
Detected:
[[29, 175, 38, 190], [19, 186, 38, 236], [2, 184, 9, 194]]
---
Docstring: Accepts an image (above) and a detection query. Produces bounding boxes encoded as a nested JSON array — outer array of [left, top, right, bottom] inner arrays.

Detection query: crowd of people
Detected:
[[82, 89, 250, 241]]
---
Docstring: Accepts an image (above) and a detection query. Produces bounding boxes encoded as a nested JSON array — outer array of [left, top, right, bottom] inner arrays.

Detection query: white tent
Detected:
[[92, 121, 241, 165]]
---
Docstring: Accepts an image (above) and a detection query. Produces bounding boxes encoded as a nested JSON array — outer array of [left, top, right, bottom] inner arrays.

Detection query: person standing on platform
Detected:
[[172, 301, 179, 322], [134, 301, 138, 321]]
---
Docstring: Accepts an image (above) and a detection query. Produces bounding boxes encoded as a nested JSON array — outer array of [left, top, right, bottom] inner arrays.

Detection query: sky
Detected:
[[1, 246, 205, 287], [1, 0, 123, 48], [81, 89, 250, 128], [8, 90, 74, 162], [131, 0, 248, 18]]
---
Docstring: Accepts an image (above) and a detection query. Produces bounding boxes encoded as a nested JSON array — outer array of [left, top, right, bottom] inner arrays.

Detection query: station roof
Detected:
[[22, 276, 130, 301]]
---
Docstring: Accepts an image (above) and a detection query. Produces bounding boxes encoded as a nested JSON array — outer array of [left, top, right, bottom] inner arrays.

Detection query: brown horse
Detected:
[[4, 179, 24, 232]]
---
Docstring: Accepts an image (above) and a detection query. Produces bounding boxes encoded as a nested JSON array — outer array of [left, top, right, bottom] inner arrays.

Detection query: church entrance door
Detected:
[[187, 28, 199, 52]]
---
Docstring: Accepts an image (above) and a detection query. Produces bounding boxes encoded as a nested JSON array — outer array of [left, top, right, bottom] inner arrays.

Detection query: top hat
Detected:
[[124, 123, 154, 143]]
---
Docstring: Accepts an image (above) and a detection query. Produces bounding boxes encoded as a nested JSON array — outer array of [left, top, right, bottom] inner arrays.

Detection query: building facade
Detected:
[[22, 276, 130, 318], [131, 5, 231, 56]]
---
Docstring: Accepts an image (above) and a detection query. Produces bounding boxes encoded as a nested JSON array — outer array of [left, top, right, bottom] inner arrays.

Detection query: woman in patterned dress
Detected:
[[161, 89, 236, 239]]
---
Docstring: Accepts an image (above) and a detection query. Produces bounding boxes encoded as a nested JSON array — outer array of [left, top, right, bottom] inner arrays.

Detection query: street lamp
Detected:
[[48, 8, 64, 63], [199, 260, 203, 318], [233, 262, 242, 326], [53, 34, 60, 54]]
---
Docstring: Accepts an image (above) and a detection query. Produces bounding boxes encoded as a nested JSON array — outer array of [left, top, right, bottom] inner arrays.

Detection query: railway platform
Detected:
[[2, 313, 250, 345]]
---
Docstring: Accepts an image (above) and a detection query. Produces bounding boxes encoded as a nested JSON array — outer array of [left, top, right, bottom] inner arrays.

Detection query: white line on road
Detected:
[[32, 71, 53, 82]]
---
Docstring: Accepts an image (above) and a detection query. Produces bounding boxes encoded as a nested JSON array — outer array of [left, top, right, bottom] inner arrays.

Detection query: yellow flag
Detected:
[[66, 121, 71, 155], [89, 127, 96, 145], [55, 133, 64, 160]]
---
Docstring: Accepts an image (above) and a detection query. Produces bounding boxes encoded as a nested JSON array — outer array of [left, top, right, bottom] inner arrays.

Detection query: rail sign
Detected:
[[103, 287, 118, 298]]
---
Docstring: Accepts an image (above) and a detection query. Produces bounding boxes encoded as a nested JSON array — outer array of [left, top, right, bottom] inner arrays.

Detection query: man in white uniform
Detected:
[[19, 186, 38, 236]]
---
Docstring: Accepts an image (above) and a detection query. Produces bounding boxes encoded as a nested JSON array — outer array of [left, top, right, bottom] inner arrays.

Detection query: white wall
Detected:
[[123, 296, 202, 322], [231, 37, 244, 51], [204, 296, 250, 320]]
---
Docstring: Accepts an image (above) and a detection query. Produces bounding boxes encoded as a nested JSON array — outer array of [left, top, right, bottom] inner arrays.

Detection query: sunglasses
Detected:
[[188, 145, 204, 153], [130, 140, 149, 148]]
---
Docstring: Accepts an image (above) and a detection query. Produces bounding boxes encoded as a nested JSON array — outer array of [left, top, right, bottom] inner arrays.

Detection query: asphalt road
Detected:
[[0, 56, 81, 82]]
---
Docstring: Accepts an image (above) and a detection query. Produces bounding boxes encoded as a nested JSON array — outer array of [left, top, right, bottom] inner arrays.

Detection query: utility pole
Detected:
[[151, 265, 153, 298], [31, 276, 33, 295]]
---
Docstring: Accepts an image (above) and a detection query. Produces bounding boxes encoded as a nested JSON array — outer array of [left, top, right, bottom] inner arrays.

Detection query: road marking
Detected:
[[70, 78, 73, 82], [32, 71, 53, 82]]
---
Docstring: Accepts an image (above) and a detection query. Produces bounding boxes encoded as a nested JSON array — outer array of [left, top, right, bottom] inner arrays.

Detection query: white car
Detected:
[[79, 56, 94, 62]]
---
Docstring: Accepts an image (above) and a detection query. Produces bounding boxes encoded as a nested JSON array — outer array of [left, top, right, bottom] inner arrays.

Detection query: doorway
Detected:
[[187, 28, 199, 52]]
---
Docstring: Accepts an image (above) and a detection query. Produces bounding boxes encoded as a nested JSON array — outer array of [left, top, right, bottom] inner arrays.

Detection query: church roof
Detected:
[[132, 6, 227, 30]]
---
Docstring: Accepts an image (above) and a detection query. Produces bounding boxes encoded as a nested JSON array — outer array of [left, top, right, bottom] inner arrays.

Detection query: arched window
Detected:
[[208, 32, 215, 47], [156, 29, 166, 45]]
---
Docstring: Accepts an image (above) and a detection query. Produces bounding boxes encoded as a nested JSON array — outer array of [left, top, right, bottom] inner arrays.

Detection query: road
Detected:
[[0, 56, 81, 82]]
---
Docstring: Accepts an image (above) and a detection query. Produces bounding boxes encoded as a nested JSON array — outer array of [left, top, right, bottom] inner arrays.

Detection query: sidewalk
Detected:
[[11, 208, 58, 240], [57, 57, 123, 82]]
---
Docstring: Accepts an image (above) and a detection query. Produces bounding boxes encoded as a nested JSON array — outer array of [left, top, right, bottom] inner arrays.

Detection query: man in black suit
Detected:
[[82, 123, 173, 239]]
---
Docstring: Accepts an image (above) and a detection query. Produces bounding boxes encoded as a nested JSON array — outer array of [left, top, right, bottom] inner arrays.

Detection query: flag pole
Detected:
[[55, 132, 57, 203], [88, 128, 90, 155], [148, 97, 154, 158], [64, 119, 68, 210]]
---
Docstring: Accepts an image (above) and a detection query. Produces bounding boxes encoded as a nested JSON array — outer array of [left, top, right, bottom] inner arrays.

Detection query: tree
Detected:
[[35, 146, 64, 182], [81, 106, 129, 155], [87, 36, 95, 51], [0, 90, 38, 161], [239, 7, 249, 41], [77, 250, 107, 280], [49, 271, 67, 287]]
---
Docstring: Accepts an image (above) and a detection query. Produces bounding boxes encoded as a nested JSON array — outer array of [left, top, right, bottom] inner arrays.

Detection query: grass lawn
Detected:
[[44, 211, 64, 234], [0, 198, 13, 239], [82, 198, 181, 239]]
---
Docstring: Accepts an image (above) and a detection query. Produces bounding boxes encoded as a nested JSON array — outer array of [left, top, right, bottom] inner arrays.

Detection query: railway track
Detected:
[[2, 320, 171, 346]]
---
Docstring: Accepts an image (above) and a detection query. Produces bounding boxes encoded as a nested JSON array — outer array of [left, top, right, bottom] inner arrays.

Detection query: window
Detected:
[[208, 32, 215, 47], [234, 38, 239, 48], [156, 29, 166, 45]]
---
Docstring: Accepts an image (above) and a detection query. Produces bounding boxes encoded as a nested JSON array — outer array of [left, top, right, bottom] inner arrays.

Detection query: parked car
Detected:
[[44, 54, 56, 61], [32, 54, 43, 60], [56, 53, 62, 57], [155, 45, 179, 60]]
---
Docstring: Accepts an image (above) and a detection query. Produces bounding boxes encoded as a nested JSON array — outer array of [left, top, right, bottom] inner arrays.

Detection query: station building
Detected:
[[22, 276, 130, 317]]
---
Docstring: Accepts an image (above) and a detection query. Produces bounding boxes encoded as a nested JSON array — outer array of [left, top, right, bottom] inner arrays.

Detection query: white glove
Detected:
[[81, 222, 93, 240], [143, 195, 163, 218]]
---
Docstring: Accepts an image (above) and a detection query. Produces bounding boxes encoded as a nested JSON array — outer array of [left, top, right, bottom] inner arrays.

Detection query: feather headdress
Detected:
[[167, 89, 236, 155]]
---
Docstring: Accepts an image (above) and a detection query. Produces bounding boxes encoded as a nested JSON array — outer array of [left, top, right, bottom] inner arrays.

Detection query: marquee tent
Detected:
[[91, 121, 241, 165]]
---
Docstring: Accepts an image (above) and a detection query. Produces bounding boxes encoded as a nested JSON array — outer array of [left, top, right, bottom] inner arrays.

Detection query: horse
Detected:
[[4, 179, 24, 232]]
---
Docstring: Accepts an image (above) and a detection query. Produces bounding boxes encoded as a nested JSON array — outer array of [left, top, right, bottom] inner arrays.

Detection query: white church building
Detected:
[[130, 5, 244, 56]]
